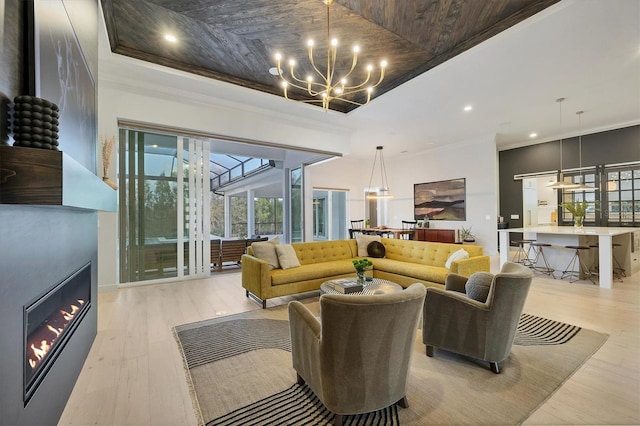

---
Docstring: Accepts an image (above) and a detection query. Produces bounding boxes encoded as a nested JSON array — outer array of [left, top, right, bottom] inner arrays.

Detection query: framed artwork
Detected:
[[414, 178, 466, 220], [28, 0, 96, 171]]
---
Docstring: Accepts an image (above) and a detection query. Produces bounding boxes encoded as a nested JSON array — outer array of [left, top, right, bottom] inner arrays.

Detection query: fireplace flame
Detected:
[[60, 304, 80, 321], [29, 339, 51, 368], [27, 299, 86, 372], [46, 324, 63, 337]]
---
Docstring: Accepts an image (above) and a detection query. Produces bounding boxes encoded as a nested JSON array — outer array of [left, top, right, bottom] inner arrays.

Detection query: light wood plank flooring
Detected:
[[60, 259, 639, 425]]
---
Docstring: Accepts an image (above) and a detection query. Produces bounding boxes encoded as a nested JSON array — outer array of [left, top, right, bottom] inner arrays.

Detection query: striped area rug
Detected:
[[174, 307, 607, 426], [514, 313, 582, 346]]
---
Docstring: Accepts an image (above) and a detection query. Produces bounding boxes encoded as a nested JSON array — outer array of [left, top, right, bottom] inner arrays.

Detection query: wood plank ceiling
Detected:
[[101, 0, 559, 113]]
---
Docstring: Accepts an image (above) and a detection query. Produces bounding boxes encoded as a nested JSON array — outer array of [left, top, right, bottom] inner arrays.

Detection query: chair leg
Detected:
[[333, 413, 343, 426], [296, 373, 305, 386], [426, 345, 435, 357], [397, 396, 409, 408], [489, 362, 500, 374]]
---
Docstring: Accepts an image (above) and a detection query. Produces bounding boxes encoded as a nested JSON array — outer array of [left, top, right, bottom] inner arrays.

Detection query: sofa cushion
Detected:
[[252, 240, 280, 269], [276, 244, 301, 269], [367, 241, 386, 258], [356, 234, 381, 256], [445, 248, 469, 269], [270, 259, 355, 285], [372, 258, 449, 284], [465, 272, 494, 302]]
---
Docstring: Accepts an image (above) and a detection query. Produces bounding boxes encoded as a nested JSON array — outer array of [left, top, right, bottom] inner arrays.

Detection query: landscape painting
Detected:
[[414, 178, 466, 220]]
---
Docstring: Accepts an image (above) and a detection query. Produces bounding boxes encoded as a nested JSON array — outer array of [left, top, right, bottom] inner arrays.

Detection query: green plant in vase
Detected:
[[352, 258, 373, 285], [560, 201, 588, 228]]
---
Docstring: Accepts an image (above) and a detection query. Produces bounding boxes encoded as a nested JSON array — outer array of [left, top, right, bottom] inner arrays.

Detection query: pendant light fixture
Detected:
[[366, 146, 392, 199], [567, 110, 594, 191], [547, 97, 581, 190]]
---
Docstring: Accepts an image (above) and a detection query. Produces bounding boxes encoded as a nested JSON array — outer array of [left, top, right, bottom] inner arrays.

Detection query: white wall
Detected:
[[308, 135, 499, 254]]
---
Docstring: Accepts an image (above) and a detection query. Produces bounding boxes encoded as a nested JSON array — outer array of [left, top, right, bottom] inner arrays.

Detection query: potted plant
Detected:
[[460, 226, 475, 243], [560, 201, 588, 228], [352, 258, 373, 285]]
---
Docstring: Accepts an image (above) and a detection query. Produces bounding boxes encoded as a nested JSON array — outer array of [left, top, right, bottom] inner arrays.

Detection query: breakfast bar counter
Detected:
[[499, 226, 640, 288]]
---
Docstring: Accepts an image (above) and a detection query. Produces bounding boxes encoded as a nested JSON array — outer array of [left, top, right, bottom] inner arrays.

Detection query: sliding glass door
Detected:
[[118, 129, 210, 283]]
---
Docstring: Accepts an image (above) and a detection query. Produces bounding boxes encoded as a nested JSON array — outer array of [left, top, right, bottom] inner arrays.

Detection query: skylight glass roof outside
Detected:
[[140, 139, 271, 190]]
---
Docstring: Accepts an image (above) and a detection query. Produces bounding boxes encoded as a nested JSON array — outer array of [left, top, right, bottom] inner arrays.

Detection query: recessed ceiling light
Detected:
[[269, 67, 279, 76], [463, 105, 473, 112], [164, 34, 177, 43], [529, 133, 538, 138]]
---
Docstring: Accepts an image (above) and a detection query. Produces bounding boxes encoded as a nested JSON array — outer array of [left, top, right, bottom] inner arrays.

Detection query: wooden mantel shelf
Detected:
[[0, 146, 116, 211]]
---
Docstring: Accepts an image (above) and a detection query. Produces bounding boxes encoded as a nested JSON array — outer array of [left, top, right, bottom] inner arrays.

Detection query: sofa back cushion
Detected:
[[423, 242, 483, 267], [381, 238, 483, 267], [380, 238, 429, 264], [293, 240, 358, 265]]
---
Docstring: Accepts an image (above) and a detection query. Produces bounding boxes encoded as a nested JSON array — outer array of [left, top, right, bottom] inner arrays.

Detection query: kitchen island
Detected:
[[498, 226, 640, 288]]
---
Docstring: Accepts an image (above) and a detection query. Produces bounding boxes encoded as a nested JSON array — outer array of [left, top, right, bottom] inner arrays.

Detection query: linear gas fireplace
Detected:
[[23, 263, 91, 404]]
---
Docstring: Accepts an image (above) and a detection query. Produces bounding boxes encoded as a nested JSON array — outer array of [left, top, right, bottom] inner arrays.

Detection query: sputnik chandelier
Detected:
[[273, 0, 387, 111]]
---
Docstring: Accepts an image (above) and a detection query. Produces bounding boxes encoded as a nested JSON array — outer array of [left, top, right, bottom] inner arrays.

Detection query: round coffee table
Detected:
[[320, 278, 403, 296]]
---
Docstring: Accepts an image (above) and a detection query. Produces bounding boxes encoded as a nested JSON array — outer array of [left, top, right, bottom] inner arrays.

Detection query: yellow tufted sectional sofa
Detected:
[[241, 238, 490, 308]]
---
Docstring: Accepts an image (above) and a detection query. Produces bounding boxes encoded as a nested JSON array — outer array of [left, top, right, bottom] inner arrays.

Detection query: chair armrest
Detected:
[[288, 301, 322, 387], [444, 273, 468, 293], [423, 287, 490, 355], [451, 255, 490, 277]]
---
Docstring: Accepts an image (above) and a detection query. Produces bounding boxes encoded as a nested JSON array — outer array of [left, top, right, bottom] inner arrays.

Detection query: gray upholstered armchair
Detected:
[[422, 262, 534, 373], [288, 283, 426, 426]]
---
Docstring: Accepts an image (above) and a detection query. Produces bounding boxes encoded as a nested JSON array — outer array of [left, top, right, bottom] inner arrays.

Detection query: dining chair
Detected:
[[401, 220, 417, 239]]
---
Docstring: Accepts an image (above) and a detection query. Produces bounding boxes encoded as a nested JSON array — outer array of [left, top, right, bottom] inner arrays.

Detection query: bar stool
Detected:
[[612, 243, 626, 282], [530, 242, 555, 278], [561, 245, 596, 284], [512, 239, 536, 267]]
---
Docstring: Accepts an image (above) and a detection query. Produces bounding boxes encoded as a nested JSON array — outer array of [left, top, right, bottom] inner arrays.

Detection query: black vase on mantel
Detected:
[[12, 95, 60, 150]]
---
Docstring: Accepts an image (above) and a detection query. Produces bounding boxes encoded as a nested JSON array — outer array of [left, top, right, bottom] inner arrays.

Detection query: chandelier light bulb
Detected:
[[306, 76, 314, 82], [281, 81, 288, 88], [275, 52, 282, 61], [366, 64, 373, 72], [335, 87, 343, 94], [307, 39, 314, 47], [353, 45, 360, 53], [367, 87, 373, 93], [288, 59, 296, 67], [380, 60, 388, 68], [331, 38, 338, 46], [341, 78, 347, 85]]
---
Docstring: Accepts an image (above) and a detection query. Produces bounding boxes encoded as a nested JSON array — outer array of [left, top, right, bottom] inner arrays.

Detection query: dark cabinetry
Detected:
[[415, 228, 456, 243]]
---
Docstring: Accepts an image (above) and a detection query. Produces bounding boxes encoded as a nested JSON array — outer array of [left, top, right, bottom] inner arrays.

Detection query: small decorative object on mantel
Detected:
[[353, 258, 373, 285], [101, 135, 117, 190], [12, 95, 59, 150]]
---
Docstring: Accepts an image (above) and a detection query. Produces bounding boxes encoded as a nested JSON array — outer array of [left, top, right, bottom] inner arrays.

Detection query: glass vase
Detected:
[[574, 215, 584, 229], [356, 270, 365, 285]]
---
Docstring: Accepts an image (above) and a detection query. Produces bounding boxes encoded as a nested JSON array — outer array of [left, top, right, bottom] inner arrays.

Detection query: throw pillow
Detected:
[[251, 239, 280, 270], [445, 248, 469, 269], [367, 240, 386, 258], [275, 244, 301, 269], [464, 272, 494, 302], [356, 234, 381, 257]]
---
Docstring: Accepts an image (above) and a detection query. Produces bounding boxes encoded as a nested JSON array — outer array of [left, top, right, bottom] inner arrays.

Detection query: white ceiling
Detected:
[[99, 0, 640, 161]]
